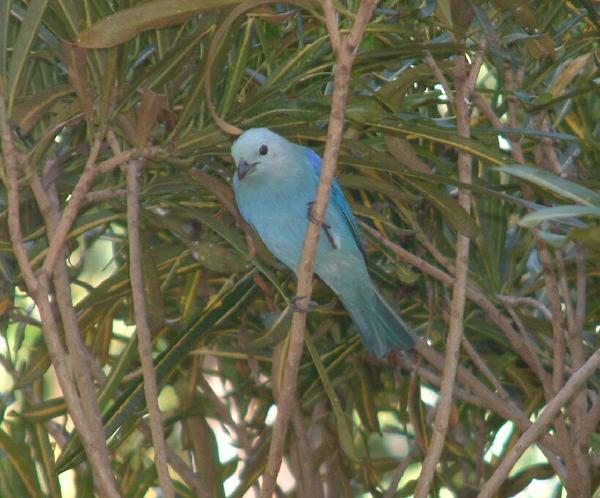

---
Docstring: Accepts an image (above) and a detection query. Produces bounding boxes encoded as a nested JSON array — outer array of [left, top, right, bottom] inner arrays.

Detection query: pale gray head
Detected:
[[231, 128, 291, 182]]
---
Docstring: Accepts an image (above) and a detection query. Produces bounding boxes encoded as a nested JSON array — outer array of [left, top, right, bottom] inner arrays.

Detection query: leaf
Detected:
[[0, 427, 42, 496], [11, 85, 73, 134], [6, 0, 49, 113], [519, 205, 600, 228], [13, 349, 50, 389], [0, 1, 12, 76], [372, 120, 510, 166], [220, 17, 254, 118], [304, 333, 359, 462], [496, 165, 600, 206], [77, 0, 242, 49], [62, 42, 95, 126]]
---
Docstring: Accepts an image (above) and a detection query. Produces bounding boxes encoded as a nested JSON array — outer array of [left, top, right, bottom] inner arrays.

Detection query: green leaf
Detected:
[[0, 427, 42, 497], [6, 0, 49, 113], [520, 205, 600, 228], [77, 0, 242, 49], [496, 165, 600, 206], [304, 333, 359, 462]]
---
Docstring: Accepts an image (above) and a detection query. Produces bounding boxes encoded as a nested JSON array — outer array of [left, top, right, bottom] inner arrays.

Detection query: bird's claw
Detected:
[[306, 201, 338, 250], [306, 201, 318, 225], [291, 295, 317, 314]]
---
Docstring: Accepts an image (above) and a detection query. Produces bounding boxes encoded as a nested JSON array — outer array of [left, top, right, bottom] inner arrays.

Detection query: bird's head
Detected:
[[231, 128, 290, 182]]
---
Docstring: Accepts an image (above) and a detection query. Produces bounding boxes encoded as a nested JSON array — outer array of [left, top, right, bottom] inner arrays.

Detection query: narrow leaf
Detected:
[[519, 205, 600, 228], [77, 0, 241, 48], [6, 0, 49, 113], [496, 165, 600, 206], [62, 42, 95, 126]]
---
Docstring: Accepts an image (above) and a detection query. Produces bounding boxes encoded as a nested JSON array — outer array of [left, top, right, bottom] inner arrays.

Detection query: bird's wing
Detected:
[[304, 147, 367, 262]]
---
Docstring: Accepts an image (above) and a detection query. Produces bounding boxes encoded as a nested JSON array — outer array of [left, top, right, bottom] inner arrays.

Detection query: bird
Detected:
[[231, 128, 414, 358]]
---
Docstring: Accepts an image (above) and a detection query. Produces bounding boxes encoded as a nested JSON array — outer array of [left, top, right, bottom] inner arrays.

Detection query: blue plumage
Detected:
[[231, 128, 414, 357]]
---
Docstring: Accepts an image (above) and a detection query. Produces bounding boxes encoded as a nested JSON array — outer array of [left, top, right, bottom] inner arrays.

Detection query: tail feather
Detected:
[[340, 283, 414, 358]]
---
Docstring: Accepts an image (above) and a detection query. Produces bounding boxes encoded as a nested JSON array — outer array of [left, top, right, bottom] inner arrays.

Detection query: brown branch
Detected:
[[29, 172, 119, 498], [1, 92, 120, 498], [84, 189, 127, 205], [424, 52, 454, 106], [383, 446, 419, 498], [138, 422, 212, 498], [291, 398, 324, 498], [41, 144, 165, 277], [258, 2, 379, 496], [414, 42, 475, 498], [478, 347, 600, 498], [536, 239, 566, 394], [107, 125, 175, 498], [496, 294, 552, 321]]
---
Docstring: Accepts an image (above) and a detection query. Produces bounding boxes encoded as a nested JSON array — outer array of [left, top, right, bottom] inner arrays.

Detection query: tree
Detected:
[[0, 1, 599, 497]]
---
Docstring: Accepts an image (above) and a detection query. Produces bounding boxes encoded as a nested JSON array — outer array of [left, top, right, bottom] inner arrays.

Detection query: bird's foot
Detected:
[[291, 295, 318, 314], [306, 201, 338, 250], [306, 201, 318, 225]]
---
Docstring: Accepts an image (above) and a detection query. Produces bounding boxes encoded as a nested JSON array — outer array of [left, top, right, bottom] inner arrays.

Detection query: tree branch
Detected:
[[478, 347, 600, 498], [258, 2, 379, 496], [414, 45, 475, 498]]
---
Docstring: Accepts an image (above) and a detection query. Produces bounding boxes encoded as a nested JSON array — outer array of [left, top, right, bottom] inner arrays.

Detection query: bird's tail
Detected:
[[339, 282, 414, 358]]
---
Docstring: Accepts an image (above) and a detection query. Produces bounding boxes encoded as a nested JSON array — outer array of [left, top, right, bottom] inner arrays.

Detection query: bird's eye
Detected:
[[259, 144, 268, 156]]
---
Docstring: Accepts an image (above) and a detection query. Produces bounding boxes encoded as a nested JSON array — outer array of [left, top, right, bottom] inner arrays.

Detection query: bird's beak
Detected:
[[237, 159, 256, 181]]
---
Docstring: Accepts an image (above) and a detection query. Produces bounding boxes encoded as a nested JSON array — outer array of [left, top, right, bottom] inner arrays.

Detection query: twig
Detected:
[[478, 347, 600, 498], [414, 38, 475, 498], [138, 422, 212, 498], [84, 189, 127, 205], [1, 92, 120, 498], [460, 335, 511, 403], [496, 294, 552, 321], [424, 52, 454, 106], [29, 171, 118, 498], [536, 238, 566, 394], [109, 125, 175, 498], [291, 398, 324, 498], [41, 144, 165, 277], [501, 302, 553, 396], [382, 446, 419, 498], [258, 2, 379, 496]]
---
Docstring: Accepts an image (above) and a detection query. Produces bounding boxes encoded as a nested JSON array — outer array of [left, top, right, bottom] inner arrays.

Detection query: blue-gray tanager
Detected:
[[231, 128, 414, 357]]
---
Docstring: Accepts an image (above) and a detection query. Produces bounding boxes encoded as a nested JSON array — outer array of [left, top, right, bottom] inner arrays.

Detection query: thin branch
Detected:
[[84, 189, 127, 205], [258, 2, 379, 496], [383, 446, 419, 498], [460, 334, 511, 403], [536, 238, 566, 394], [291, 398, 324, 498], [29, 171, 118, 498], [138, 422, 212, 498], [41, 144, 165, 277], [110, 126, 175, 498], [414, 43, 474, 498], [478, 347, 600, 498], [496, 294, 552, 321], [424, 52, 454, 106]]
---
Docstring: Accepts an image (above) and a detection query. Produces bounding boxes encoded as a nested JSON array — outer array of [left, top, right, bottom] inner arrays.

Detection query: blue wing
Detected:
[[304, 147, 367, 262]]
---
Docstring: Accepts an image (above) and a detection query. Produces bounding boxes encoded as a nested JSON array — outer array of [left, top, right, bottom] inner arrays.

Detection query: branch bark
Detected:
[[478, 347, 600, 498], [258, 2, 379, 496], [414, 44, 475, 498]]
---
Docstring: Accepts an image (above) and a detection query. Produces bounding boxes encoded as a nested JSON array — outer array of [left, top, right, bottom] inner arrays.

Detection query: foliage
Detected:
[[0, 0, 599, 497]]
